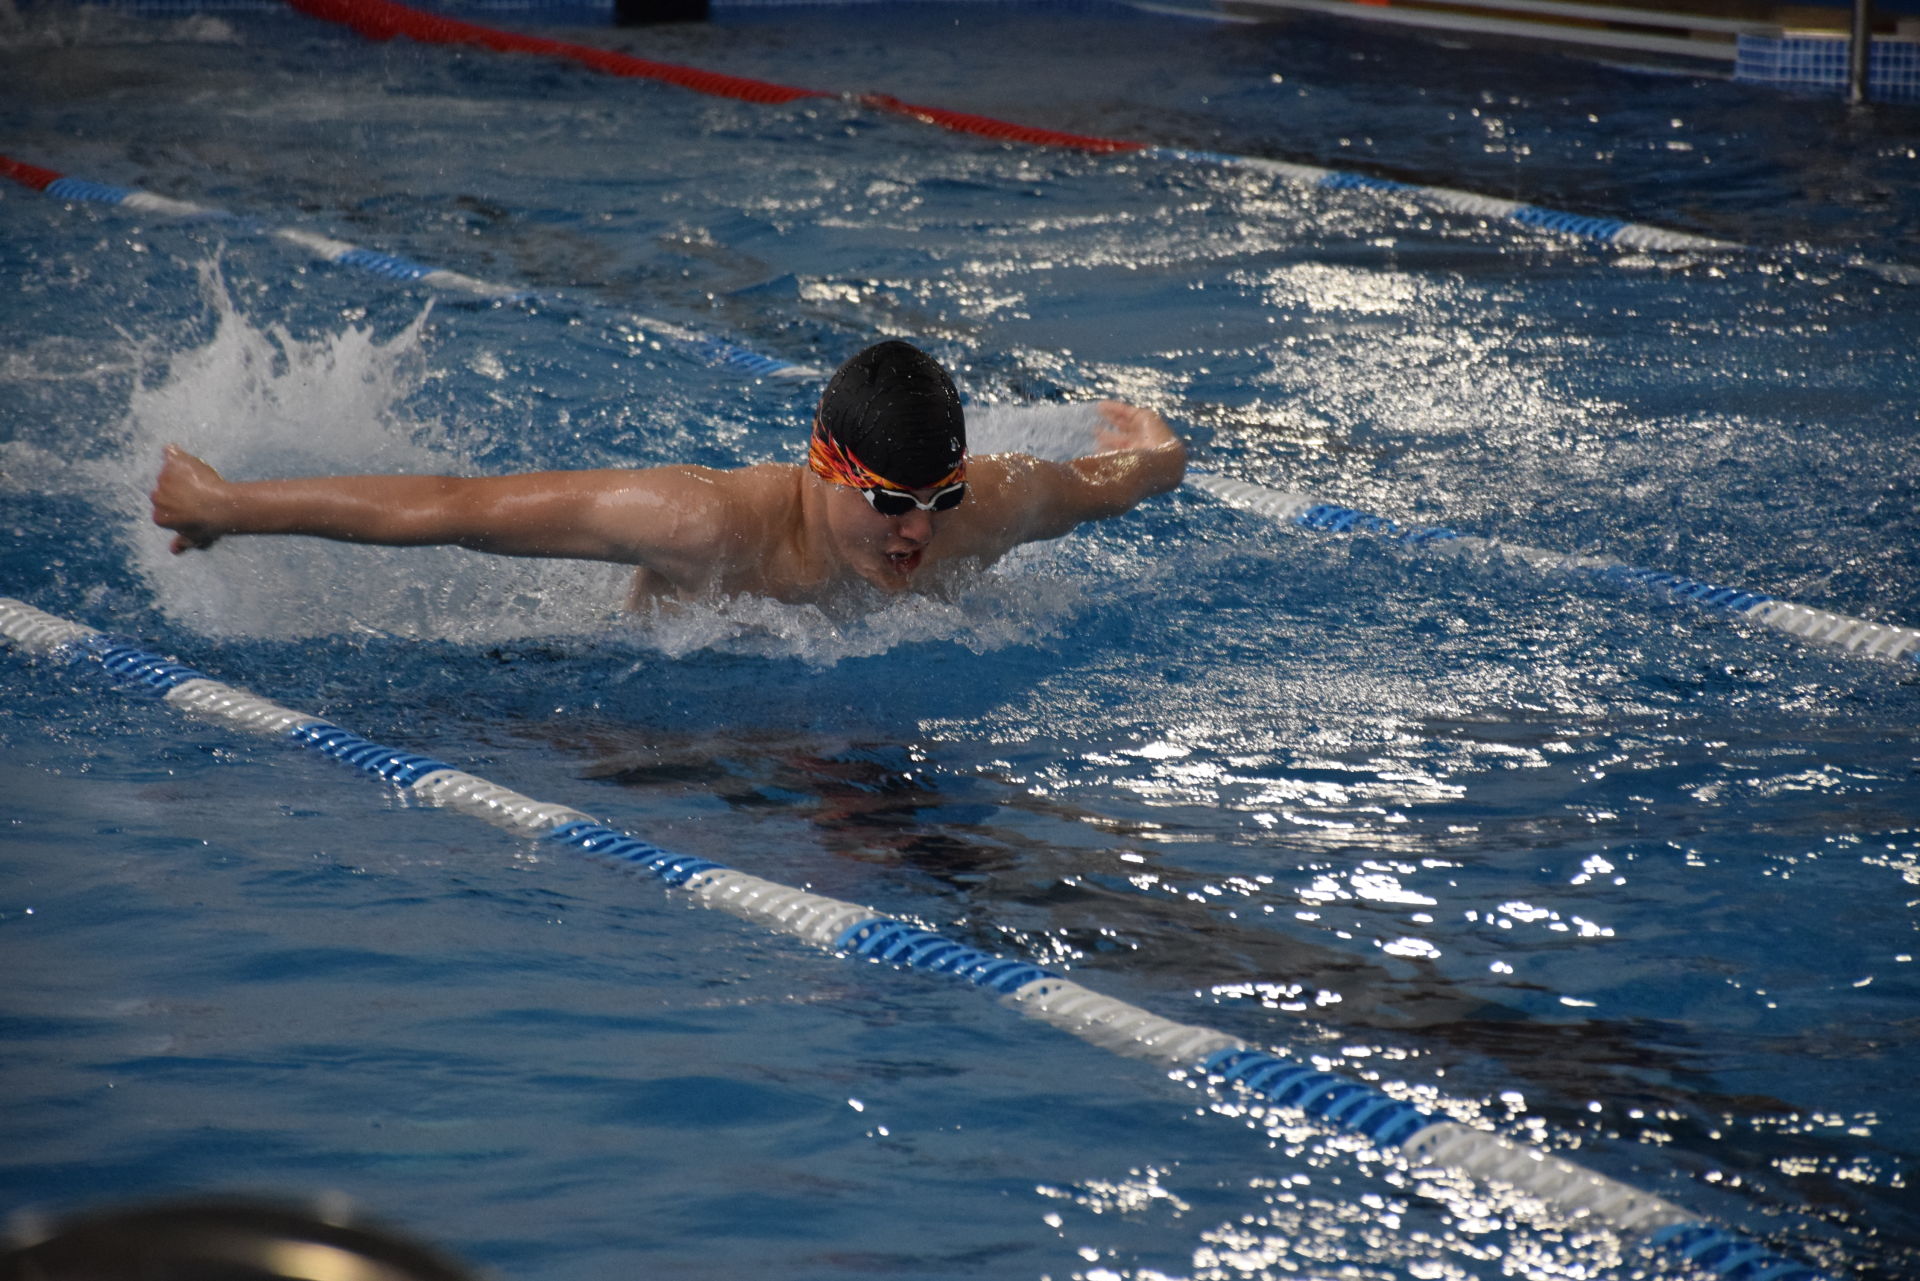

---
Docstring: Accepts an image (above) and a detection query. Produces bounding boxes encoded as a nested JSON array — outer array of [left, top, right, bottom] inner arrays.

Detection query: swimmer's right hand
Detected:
[[150, 445, 230, 554]]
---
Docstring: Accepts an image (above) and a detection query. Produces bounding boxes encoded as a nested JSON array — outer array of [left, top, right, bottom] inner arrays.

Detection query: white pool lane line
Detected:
[[1139, 145, 1914, 285], [0, 595, 1838, 1280]]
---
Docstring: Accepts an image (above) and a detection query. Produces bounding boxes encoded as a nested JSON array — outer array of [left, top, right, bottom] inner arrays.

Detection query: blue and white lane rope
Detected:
[[273, 0, 1913, 282], [6, 158, 821, 381], [0, 595, 1835, 1281], [1147, 146, 1740, 255], [1188, 474, 1920, 665], [1144, 147, 1920, 285]]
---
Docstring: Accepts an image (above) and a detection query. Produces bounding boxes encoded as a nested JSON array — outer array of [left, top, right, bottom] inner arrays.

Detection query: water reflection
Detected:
[[556, 725, 1724, 1079], [527, 698, 1913, 1269]]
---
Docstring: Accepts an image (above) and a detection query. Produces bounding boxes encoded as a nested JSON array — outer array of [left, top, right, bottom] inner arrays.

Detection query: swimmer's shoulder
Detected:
[[970, 452, 1043, 475], [960, 452, 1045, 496], [701, 461, 804, 522], [952, 449, 1141, 549], [937, 453, 1052, 555], [682, 461, 807, 563], [621, 460, 799, 510], [619, 464, 801, 606]]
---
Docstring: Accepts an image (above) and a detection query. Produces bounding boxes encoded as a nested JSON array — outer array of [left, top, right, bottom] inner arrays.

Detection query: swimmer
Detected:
[[150, 340, 1186, 609]]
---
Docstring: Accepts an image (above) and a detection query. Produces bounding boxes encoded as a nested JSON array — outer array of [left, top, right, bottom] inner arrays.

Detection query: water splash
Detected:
[[109, 262, 624, 642], [616, 549, 1091, 668], [970, 400, 1105, 461], [97, 273, 1113, 652]]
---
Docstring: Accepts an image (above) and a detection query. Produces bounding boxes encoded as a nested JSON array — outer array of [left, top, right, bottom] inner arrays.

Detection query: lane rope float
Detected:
[[11, 143, 1911, 669], [1189, 474, 1920, 665], [0, 594, 1834, 1281], [278, 0, 1920, 281], [0, 153, 821, 381]]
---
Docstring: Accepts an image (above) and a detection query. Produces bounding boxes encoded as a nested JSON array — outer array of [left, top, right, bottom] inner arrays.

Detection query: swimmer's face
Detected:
[[821, 476, 947, 592]]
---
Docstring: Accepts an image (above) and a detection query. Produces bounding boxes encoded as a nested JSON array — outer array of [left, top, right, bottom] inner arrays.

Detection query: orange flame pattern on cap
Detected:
[[808, 421, 965, 494]]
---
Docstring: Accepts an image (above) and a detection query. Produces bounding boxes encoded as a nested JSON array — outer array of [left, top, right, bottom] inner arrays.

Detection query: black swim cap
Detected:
[[815, 341, 966, 489]]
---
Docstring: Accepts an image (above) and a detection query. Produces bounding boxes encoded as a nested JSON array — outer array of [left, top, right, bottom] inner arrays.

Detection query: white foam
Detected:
[[615, 547, 1090, 668], [0, 8, 239, 50], [111, 264, 623, 643], [968, 400, 1105, 462]]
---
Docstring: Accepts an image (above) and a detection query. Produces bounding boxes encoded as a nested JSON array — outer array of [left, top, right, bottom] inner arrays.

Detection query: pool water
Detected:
[[3, 4, 1918, 1279]]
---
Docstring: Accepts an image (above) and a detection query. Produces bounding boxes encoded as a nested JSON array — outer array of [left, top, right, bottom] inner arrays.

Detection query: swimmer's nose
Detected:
[[892, 508, 934, 544]]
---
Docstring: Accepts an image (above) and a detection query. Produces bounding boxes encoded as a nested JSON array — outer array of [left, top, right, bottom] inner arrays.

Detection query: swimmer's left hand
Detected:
[[1092, 401, 1176, 454]]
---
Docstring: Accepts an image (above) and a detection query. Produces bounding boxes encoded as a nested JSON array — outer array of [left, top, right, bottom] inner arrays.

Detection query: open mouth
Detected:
[[884, 549, 923, 577]]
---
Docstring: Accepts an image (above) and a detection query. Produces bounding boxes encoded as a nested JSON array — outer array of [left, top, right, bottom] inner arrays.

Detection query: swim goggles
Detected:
[[860, 480, 966, 516], [809, 422, 967, 516]]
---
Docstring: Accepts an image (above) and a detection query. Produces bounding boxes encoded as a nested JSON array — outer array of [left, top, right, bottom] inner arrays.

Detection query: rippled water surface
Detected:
[[3, 4, 1918, 1279]]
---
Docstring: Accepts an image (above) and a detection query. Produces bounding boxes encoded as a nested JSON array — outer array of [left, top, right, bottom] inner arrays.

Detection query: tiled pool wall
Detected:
[[1736, 27, 1920, 102]]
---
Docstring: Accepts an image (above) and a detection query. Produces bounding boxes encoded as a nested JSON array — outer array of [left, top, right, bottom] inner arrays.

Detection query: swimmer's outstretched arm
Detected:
[[151, 445, 734, 586], [994, 401, 1186, 543]]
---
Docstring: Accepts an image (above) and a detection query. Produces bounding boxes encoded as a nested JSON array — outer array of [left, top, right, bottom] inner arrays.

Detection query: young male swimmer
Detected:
[[149, 340, 1186, 609]]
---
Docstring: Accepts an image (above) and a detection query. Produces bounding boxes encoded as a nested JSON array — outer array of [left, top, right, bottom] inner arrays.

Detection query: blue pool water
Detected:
[[3, 4, 1918, 1279]]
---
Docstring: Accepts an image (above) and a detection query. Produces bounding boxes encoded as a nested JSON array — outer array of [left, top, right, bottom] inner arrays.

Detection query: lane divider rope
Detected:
[[1189, 474, 1920, 664], [283, 0, 1143, 151], [0, 594, 1834, 1281], [277, 0, 1920, 280], [0, 153, 821, 381]]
